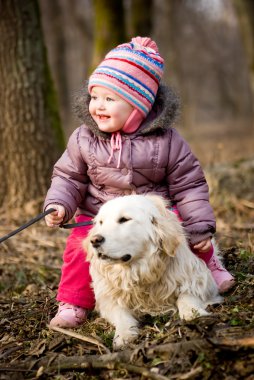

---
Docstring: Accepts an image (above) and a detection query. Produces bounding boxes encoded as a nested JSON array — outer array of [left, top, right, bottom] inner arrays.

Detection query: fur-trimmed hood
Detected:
[[73, 82, 180, 139]]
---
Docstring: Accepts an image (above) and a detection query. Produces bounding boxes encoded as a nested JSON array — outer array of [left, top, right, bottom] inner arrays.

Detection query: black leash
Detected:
[[0, 208, 93, 244], [60, 221, 93, 229]]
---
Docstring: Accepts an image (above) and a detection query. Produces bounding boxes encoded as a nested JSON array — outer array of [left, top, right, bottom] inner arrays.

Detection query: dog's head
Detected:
[[84, 194, 185, 264]]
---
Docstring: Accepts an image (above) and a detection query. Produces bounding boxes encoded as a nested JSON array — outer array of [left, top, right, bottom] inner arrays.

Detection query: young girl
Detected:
[[44, 36, 234, 328]]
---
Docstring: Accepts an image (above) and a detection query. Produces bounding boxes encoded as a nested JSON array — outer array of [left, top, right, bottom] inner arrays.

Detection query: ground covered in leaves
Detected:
[[0, 160, 254, 380]]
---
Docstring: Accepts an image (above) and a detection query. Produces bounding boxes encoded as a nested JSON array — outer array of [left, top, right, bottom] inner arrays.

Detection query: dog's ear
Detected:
[[151, 214, 181, 256], [147, 196, 184, 257], [145, 195, 169, 218]]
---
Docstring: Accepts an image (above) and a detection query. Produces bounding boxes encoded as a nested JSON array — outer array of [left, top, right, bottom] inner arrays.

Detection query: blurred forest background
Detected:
[[0, 0, 254, 209], [40, 0, 254, 159]]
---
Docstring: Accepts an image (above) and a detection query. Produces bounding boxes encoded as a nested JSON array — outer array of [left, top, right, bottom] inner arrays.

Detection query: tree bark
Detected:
[[0, 0, 65, 209], [233, 0, 254, 97], [91, 0, 126, 70], [39, 0, 94, 136], [129, 0, 153, 36]]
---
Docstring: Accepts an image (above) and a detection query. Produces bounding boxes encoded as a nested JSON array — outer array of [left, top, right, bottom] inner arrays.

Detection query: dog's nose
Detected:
[[91, 234, 105, 248]]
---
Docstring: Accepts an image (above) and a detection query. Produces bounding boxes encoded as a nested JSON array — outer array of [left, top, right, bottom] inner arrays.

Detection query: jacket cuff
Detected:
[[188, 231, 213, 246]]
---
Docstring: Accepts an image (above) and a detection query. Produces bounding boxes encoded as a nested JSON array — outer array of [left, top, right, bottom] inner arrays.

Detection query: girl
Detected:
[[44, 37, 234, 328]]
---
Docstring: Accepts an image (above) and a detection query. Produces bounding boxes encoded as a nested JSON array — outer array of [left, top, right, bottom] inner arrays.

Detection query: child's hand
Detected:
[[45, 204, 65, 227], [193, 238, 212, 253]]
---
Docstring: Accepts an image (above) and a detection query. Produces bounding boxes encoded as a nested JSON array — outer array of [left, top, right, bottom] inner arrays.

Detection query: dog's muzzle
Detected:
[[90, 235, 132, 262]]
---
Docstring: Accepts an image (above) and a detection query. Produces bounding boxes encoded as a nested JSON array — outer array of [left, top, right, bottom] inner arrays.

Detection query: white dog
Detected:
[[84, 195, 222, 349]]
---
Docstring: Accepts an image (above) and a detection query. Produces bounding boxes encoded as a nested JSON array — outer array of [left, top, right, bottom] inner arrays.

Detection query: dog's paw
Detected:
[[113, 327, 139, 350], [177, 294, 211, 321], [179, 308, 209, 321]]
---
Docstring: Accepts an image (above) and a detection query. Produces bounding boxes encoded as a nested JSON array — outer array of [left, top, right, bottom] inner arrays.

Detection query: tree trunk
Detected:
[[153, 0, 253, 164], [129, 0, 153, 36], [91, 0, 126, 70], [0, 0, 65, 209], [233, 0, 254, 98], [39, 0, 94, 136]]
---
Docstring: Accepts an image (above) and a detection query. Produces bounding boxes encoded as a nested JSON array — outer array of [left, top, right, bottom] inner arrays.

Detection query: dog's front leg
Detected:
[[98, 300, 139, 349], [112, 308, 139, 350], [177, 293, 209, 320]]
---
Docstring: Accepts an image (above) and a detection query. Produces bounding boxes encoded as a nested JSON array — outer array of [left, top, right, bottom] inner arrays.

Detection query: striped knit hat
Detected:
[[88, 36, 164, 117]]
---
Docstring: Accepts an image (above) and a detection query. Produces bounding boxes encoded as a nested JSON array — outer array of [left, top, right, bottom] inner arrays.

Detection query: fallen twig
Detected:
[[210, 336, 254, 348], [0, 339, 208, 373], [46, 360, 170, 379], [145, 339, 207, 360], [0, 367, 36, 373], [169, 366, 203, 379], [48, 324, 110, 353]]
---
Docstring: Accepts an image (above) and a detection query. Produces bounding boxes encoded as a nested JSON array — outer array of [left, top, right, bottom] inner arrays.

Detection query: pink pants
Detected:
[[56, 211, 213, 309], [57, 215, 95, 309]]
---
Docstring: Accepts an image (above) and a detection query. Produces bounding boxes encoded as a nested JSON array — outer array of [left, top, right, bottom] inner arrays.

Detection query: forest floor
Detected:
[[0, 159, 254, 380]]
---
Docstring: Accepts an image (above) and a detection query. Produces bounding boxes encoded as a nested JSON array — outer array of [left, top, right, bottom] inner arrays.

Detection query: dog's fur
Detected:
[[84, 195, 222, 349]]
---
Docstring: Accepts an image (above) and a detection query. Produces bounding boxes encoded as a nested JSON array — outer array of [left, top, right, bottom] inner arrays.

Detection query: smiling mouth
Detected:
[[97, 115, 110, 121]]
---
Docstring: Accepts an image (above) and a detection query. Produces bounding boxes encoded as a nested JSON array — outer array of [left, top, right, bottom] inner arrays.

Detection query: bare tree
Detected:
[[233, 0, 254, 96], [91, 0, 126, 69], [39, 0, 94, 136], [152, 0, 253, 164], [0, 0, 65, 209], [129, 0, 153, 36]]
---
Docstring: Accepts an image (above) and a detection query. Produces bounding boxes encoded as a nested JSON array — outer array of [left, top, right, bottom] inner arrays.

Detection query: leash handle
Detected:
[[0, 208, 56, 244]]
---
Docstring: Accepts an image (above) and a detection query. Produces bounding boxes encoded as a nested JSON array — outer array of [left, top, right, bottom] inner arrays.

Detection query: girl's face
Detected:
[[89, 87, 133, 133]]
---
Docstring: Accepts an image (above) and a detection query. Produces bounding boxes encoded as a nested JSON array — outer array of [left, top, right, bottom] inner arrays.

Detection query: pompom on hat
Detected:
[[88, 37, 164, 120]]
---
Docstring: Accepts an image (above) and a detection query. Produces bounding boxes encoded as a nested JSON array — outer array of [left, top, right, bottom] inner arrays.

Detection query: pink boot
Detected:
[[49, 302, 88, 328], [207, 255, 235, 293]]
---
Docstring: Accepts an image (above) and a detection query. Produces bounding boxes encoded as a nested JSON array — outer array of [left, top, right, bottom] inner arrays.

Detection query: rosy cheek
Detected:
[[89, 104, 94, 115]]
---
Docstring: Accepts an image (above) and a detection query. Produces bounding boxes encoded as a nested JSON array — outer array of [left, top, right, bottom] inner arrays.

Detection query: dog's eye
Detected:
[[99, 220, 103, 225], [118, 217, 131, 224]]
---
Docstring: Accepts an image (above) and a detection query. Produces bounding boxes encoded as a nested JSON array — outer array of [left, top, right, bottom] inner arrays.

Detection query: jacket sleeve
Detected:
[[167, 129, 216, 245], [44, 127, 89, 222]]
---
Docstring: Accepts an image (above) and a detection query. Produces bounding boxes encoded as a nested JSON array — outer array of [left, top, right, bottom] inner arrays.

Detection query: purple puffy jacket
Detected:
[[44, 85, 215, 244]]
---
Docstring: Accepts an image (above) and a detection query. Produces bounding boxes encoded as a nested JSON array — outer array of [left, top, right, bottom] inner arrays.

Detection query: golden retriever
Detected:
[[84, 195, 222, 349]]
